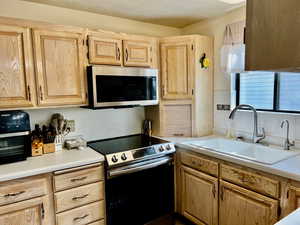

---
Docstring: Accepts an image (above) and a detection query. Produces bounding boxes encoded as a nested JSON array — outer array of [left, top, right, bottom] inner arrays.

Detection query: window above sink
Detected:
[[231, 72, 300, 114]]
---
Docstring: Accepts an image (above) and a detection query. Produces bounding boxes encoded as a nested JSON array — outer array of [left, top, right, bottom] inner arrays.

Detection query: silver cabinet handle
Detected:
[[72, 194, 89, 201], [4, 191, 25, 198], [73, 214, 88, 222], [70, 176, 87, 182]]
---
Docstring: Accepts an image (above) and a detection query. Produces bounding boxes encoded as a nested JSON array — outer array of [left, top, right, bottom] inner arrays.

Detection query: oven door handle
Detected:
[[108, 157, 172, 178]]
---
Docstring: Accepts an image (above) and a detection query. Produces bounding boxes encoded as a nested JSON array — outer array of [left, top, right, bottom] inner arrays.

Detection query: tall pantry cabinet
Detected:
[[146, 35, 213, 137]]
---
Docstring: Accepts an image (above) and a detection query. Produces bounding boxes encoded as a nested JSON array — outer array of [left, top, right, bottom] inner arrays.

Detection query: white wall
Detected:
[[25, 107, 145, 141], [182, 6, 300, 147], [0, 0, 180, 141]]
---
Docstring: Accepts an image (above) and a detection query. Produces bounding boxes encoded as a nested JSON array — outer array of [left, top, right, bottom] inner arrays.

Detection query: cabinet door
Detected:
[[160, 41, 194, 100], [181, 166, 218, 225], [282, 185, 300, 217], [219, 180, 278, 225], [162, 103, 193, 137], [88, 36, 122, 65], [0, 24, 35, 108], [123, 40, 152, 67], [32, 29, 86, 106], [0, 196, 50, 225], [246, 0, 300, 71]]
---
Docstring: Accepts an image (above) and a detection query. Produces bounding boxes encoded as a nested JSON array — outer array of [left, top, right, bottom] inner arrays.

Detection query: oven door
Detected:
[[106, 156, 174, 225], [0, 133, 30, 164], [87, 66, 159, 108]]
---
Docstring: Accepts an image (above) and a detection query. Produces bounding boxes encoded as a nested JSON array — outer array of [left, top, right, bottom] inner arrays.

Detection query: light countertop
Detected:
[[160, 135, 300, 182], [275, 208, 300, 225], [0, 147, 105, 182]]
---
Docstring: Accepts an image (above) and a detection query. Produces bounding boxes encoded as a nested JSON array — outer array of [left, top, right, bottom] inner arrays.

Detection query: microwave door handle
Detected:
[[108, 157, 172, 178]]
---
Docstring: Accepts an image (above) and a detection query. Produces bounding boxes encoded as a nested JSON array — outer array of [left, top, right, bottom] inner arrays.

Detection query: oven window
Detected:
[[0, 136, 26, 157], [96, 75, 157, 102]]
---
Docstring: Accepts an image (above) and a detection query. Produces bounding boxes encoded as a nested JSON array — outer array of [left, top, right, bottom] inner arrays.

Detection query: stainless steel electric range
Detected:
[[88, 134, 176, 225]]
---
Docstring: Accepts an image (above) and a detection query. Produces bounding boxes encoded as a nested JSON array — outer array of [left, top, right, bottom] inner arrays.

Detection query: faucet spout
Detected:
[[229, 104, 265, 143]]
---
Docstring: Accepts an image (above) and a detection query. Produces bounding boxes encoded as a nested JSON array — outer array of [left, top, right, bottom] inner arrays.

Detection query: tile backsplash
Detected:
[[25, 107, 145, 141], [214, 90, 300, 148]]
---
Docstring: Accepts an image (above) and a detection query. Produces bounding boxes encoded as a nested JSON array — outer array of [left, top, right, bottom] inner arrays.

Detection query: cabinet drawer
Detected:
[[56, 201, 105, 225], [55, 182, 104, 213], [54, 164, 103, 191], [220, 164, 280, 198], [88, 220, 105, 225], [0, 176, 49, 206], [181, 152, 218, 176]]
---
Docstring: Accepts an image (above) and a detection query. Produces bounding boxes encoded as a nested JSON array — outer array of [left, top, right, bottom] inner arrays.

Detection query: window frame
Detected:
[[235, 73, 300, 114]]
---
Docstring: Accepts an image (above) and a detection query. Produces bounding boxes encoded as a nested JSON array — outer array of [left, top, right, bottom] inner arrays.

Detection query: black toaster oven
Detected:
[[0, 111, 31, 164]]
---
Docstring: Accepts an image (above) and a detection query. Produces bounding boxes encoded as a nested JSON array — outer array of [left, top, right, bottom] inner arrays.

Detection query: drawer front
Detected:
[[181, 152, 218, 176], [0, 176, 49, 206], [55, 182, 104, 213], [88, 220, 105, 225], [220, 164, 280, 198], [54, 165, 103, 191], [56, 201, 104, 225]]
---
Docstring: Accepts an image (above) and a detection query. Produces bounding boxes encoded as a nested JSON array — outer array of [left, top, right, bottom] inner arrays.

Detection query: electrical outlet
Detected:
[[67, 120, 75, 132]]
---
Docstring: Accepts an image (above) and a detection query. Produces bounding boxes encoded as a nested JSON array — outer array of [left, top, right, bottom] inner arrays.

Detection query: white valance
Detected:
[[220, 20, 246, 74]]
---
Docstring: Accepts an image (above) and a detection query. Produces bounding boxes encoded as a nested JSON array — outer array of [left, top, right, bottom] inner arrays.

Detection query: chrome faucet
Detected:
[[280, 120, 295, 150], [229, 104, 265, 143]]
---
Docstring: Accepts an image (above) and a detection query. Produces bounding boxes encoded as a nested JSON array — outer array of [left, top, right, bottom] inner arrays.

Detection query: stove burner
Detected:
[[88, 134, 175, 167]]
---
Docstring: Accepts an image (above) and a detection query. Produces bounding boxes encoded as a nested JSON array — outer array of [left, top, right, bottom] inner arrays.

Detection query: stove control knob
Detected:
[[166, 144, 172, 150], [111, 155, 118, 163], [159, 146, 165, 152], [121, 153, 127, 161]]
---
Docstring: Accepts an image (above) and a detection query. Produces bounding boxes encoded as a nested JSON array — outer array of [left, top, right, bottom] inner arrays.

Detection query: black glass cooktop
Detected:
[[88, 134, 168, 155]]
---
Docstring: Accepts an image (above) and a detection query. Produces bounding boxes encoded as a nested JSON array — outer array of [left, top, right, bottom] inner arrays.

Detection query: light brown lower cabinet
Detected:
[[219, 180, 278, 225], [181, 166, 218, 225], [0, 195, 51, 225]]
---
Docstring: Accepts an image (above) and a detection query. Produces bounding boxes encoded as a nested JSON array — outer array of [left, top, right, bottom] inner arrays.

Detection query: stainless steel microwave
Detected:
[[87, 66, 159, 108]]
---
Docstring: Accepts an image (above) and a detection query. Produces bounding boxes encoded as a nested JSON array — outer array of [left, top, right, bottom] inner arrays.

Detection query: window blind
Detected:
[[239, 72, 275, 110], [279, 73, 300, 111]]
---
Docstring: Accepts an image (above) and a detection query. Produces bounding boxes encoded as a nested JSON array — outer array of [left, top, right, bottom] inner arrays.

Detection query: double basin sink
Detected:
[[184, 138, 300, 165]]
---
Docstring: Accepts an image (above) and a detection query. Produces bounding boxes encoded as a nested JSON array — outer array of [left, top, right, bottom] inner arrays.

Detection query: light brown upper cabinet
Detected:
[[88, 36, 122, 66], [181, 166, 218, 225], [87, 31, 157, 68], [123, 40, 152, 68], [0, 24, 36, 108], [32, 29, 86, 106], [160, 39, 194, 100], [245, 0, 300, 71], [219, 180, 278, 225]]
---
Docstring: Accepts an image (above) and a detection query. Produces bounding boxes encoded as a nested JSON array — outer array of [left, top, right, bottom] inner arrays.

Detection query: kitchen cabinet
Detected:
[[161, 103, 193, 137], [88, 31, 157, 68], [146, 35, 213, 137], [281, 184, 300, 218], [123, 40, 153, 68], [0, 24, 36, 108], [32, 29, 86, 106], [176, 150, 283, 225], [160, 38, 194, 100], [88, 36, 122, 66], [0, 196, 50, 225], [245, 0, 300, 71], [54, 163, 105, 225], [219, 180, 278, 225], [180, 166, 218, 225]]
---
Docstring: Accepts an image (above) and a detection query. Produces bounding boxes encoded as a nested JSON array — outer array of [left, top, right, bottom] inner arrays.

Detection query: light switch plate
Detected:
[[67, 120, 75, 132]]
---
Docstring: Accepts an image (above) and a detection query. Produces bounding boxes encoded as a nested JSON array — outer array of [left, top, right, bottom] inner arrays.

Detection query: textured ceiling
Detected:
[[21, 0, 245, 28]]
